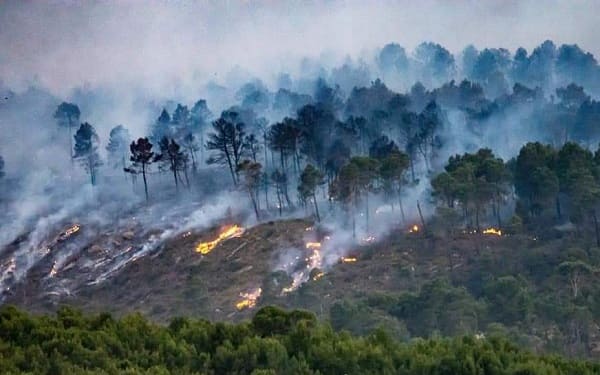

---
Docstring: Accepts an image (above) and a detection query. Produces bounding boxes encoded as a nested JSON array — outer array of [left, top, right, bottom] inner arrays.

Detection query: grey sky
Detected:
[[0, 0, 597, 94]]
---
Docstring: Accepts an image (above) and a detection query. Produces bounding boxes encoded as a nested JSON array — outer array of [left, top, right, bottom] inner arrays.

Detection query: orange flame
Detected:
[[341, 257, 357, 263], [409, 224, 419, 233], [305, 242, 321, 249], [195, 225, 245, 254], [235, 287, 262, 310], [483, 228, 502, 236], [58, 224, 80, 241]]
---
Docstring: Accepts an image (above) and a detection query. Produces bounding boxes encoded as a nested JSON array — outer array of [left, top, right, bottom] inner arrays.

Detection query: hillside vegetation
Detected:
[[1, 305, 598, 375]]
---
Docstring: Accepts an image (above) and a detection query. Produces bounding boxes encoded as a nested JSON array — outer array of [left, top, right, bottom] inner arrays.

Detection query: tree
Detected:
[[54, 102, 81, 160], [330, 161, 360, 237], [73, 123, 102, 186], [433, 149, 509, 230], [369, 136, 400, 160], [298, 165, 325, 222], [156, 137, 187, 191], [237, 160, 262, 220], [206, 112, 248, 185], [558, 261, 594, 298], [0, 155, 4, 179], [190, 99, 213, 163], [331, 157, 379, 236], [106, 125, 131, 172], [126, 138, 155, 201], [556, 83, 589, 109], [268, 119, 301, 176], [245, 134, 261, 163], [514, 142, 559, 218], [379, 153, 410, 221], [271, 170, 291, 214], [181, 133, 200, 172], [151, 108, 172, 143], [352, 157, 380, 232]]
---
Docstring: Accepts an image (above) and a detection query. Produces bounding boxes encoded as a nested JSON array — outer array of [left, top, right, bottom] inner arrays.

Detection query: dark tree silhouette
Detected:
[[206, 112, 247, 185], [126, 138, 155, 201], [54, 102, 81, 160], [156, 137, 187, 191], [298, 164, 325, 222], [151, 108, 172, 143], [237, 160, 262, 220], [181, 133, 200, 172], [73, 122, 102, 186]]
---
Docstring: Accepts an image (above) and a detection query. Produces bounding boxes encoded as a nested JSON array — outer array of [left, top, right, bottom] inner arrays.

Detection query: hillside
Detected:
[[4, 217, 600, 358]]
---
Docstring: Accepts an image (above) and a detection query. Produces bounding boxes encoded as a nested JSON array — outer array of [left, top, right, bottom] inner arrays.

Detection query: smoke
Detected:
[[1, 1, 597, 96], [0, 1, 599, 300]]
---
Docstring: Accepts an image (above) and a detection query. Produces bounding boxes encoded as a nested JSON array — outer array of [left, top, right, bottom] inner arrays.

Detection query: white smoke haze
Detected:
[[1, 0, 597, 96], [0, 1, 599, 303]]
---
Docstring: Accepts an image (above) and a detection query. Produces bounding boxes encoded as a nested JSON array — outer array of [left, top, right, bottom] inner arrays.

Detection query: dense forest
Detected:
[[3, 38, 600, 368], [0, 305, 599, 374]]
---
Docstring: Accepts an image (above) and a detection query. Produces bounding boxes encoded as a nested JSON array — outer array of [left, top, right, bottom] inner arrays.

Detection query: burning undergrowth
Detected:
[[1, 215, 520, 323], [0, 193, 251, 304]]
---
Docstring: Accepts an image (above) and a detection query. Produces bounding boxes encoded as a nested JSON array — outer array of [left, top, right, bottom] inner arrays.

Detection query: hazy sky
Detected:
[[1, 0, 598, 94]]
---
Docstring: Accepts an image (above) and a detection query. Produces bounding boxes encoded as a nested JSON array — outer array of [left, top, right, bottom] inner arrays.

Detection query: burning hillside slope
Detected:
[[3, 217, 516, 323]]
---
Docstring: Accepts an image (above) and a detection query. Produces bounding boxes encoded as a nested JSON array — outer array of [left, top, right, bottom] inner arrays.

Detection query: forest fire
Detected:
[[282, 274, 304, 294], [49, 261, 58, 277], [409, 224, 419, 233], [483, 228, 502, 236], [195, 225, 244, 254], [235, 287, 262, 311], [282, 239, 324, 294], [312, 271, 325, 281], [305, 242, 322, 269], [58, 224, 81, 241], [341, 257, 357, 263]]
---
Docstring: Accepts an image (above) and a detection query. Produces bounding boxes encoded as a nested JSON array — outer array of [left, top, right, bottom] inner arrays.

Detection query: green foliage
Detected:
[[0, 305, 596, 374]]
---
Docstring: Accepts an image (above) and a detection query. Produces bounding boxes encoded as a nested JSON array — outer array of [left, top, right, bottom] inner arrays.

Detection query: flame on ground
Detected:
[[312, 271, 325, 281], [236, 287, 262, 310], [58, 224, 81, 241], [195, 225, 245, 254], [49, 261, 58, 277], [483, 228, 502, 236], [283, 240, 324, 294], [282, 273, 304, 294], [341, 257, 357, 263], [409, 224, 419, 233]]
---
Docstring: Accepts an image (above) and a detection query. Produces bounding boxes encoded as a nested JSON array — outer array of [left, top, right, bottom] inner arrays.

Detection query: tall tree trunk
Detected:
[[172, 162, 179, 191], [225, 151, 237, 186], [417, 200, 426, 232], [365, 192, 370, 233], [283, 182, 292, 208], [249, 190, 260, 220], [312, 193, 320, 222], [556, 196, 562, 221], [398, 193, 406, 225], [142, 163, 149, 202], [263, 177, 270, 210], [183, 166, 190, 189], [276, 186, 283, 216], [190, 149, 197, 172]]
